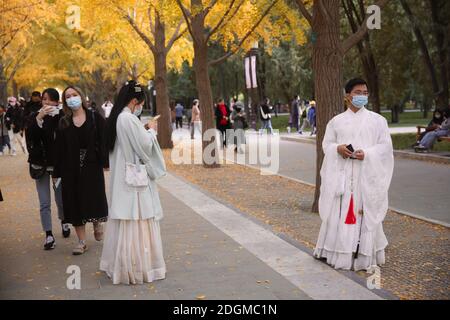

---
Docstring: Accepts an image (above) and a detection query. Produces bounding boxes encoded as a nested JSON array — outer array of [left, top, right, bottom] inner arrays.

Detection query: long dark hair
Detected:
[[105, 80, 146, 152]]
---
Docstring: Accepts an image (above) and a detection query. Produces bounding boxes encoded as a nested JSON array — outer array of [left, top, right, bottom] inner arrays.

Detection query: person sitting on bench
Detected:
[[415, 110, 450, 152], [413, 109, 444, 147]]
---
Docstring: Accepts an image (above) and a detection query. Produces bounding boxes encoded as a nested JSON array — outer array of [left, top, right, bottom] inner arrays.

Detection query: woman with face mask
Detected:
[[100, 80, 166, 285], [413, 109, 445, 147], [53, 86, 109, 255]]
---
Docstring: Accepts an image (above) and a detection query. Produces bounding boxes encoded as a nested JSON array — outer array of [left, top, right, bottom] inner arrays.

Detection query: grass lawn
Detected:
[[391, 133, 450, 151], [267, 112, 432, 132], [382, 111, 432, 127]]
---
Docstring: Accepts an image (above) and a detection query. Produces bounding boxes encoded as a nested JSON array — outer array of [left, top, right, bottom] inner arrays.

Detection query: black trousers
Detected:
[[176, 117, 183, 129]]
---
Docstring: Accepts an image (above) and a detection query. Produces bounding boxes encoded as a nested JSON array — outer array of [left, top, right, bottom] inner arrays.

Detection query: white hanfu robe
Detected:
[[313, 107, 394, 271], [100, 107, 167, 285]]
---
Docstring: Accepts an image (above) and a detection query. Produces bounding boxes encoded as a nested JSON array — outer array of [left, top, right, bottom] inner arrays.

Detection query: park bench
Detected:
[[416, 125, 450, 144]]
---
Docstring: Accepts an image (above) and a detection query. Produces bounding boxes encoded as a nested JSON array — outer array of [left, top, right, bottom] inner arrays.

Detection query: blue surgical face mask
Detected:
[[133, 104, 143, 117], [66, 96, 82, 110], [352, 95, 368, 108]]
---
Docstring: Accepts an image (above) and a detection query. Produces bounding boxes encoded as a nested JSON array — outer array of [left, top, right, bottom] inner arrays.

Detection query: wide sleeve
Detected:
[[322, 118, 338, 156], [318, 118, 341, 223], [361, 117, 394, 232], [117, 113, 166, 180]]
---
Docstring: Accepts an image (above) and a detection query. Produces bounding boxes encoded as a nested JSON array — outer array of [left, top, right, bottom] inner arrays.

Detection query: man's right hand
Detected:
[[337, 144, 354, 159]]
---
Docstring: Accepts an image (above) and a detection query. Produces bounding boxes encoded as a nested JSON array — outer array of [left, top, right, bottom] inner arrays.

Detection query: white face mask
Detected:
[[66, 96, 82, 110], [133, 104, 143, 117]]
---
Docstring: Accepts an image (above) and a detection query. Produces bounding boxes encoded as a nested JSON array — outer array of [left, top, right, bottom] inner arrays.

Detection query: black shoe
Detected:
[[44, 235, 56, 250], [62, 223, 71, 238]]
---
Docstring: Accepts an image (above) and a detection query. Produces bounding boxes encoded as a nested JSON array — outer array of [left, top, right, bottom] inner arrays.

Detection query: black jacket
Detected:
[[6, 106, 25, 133], [26, 110, 63, 167], [23, 101, 42, 128], [259, 103, 272, 121]]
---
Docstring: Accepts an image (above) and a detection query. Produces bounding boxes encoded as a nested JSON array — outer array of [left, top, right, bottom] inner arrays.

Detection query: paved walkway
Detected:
[[0, 153, 383, 300], [171, 128, 449, 226]]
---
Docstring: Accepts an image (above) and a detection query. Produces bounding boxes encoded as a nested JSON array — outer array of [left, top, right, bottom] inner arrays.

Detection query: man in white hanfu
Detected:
[[314, 78, 394, 271]]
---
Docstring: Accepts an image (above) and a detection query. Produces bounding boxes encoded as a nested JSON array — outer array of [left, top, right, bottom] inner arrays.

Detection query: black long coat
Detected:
[[54, 110, 108, 226]]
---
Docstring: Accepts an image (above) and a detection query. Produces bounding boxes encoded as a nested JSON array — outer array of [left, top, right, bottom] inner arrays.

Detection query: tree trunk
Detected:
[[400, 0, 441, 106], [192, 38, 219, 167], [190, 5, 220, 167], [430, 0, 449, 108], [153, 14, 173, 149], [154, 50, 173, 149], [0, 58, 7, 105], [12, 80, 18, 98], [311, 1, 344, 213]]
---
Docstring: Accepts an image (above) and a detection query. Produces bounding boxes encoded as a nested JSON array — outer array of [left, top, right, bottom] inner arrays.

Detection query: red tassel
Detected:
[[345, 194, 357, 225]]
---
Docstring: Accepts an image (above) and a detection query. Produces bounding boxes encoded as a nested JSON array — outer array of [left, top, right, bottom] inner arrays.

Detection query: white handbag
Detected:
[[125, 155, 148, 187]]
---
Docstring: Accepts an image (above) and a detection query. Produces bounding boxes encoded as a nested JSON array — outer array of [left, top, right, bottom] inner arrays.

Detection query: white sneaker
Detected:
[[44, 235, 56, 250]]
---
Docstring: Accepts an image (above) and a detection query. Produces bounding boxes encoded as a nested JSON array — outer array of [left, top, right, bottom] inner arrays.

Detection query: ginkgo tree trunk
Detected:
[[116, 2, 187, 149], [176, 0, 279, 167], [293, 0, 390, 212]]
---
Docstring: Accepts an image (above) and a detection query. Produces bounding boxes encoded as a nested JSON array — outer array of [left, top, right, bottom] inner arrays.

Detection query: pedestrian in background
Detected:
[[215, 98, 231, 148], [101, 97, 113, 119], [23, 91, 42, 125], [259, 97, 273, 135], [175, 102, 184, 129], [190, 99, 202, 139], [6, 97, 27, 154], [290, 96, 300, 133], [0, 104, 13, 156], [231, 101, 247, 153]]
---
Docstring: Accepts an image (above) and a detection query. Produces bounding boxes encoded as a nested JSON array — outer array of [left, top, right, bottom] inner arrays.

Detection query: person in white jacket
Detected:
[[100, 80, 167, 285]]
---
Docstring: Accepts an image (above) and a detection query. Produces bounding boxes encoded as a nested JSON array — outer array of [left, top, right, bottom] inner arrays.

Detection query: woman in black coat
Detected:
[[54, 86, 108, 255], [26, 88, 69, 250]]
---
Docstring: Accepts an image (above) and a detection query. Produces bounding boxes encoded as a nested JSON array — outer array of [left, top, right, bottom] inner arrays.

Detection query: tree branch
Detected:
[[6, 49, 28, 83], [204, 0, 219, 16], [122, 11, 156, 53], [341, 0, 390, 54], [165, 19, 187, 52], [209, 0, 278, 66], [206, 0, 241, 40], [294, 0, 312, 26], [148, 6, 156, 36], [175, 0, 194, 38]]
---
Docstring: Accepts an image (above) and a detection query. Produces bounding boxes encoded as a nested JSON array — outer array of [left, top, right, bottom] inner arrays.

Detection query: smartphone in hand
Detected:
[[346, 144, 357, 159]]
